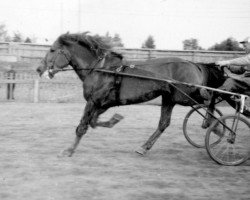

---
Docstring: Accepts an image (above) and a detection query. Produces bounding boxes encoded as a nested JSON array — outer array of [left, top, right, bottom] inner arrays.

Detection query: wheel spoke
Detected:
[[205, 114, 250, 166], [183, 105, 223, 148]]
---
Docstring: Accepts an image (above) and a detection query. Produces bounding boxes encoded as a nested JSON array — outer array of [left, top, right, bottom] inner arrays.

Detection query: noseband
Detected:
[[47, 49, 72, 74]]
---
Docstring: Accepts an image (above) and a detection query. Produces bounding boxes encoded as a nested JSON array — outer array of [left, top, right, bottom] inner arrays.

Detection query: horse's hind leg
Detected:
[[203, 93, 225, 136], [136, 96, 175, 155], [202, 93, 217, 128], [90, 108, 124, 128]]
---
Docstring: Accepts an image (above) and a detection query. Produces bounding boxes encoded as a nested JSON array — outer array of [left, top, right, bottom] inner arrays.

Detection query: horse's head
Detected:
[[36, 40, 71, 79], [37, 32, 123, 79]]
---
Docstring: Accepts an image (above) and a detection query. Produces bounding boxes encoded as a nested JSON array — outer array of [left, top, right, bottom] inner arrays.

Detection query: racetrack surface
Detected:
[[0, 103, 249, 200]]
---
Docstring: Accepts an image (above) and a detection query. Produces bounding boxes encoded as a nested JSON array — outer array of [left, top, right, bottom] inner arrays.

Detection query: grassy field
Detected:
[[0, 103, 249, 200]]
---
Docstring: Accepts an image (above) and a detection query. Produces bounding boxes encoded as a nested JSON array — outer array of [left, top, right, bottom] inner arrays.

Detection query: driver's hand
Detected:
[[243, 66, 249, 71], [215, 60, 230, 71], [215, 60, 230, 66]]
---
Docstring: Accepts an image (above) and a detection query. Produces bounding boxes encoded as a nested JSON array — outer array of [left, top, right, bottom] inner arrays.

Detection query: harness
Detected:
[[112, 65, 131, 104], [81, 56, 129, 105], [47, 50, 133, 105]]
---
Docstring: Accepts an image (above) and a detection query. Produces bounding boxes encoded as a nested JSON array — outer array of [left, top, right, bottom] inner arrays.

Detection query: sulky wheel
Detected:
[[205, 114, 250, 166], [183, 104, 223, 148]]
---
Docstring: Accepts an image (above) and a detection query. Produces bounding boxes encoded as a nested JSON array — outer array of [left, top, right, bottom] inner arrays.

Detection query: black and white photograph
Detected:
[[0, 0, 249, 199]]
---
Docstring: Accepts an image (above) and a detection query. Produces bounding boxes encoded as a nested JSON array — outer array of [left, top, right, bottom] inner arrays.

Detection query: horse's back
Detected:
[[117, 57, 208, 105], [125, 57, 204, 85]]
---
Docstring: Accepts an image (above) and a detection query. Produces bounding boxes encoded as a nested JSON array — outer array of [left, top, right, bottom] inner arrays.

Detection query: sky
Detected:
[[0, 0, 250, 50]]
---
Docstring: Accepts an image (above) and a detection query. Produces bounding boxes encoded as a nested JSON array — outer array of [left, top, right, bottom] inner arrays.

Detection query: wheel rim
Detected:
[[183, 105, 223, 148], [206, 115, 250, 166]]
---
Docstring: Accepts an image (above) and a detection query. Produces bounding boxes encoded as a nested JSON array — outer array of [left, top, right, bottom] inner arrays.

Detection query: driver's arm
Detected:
[[216, 54, 250, 74], [228, 65, 247, 74], [216, 54, 250, 66]]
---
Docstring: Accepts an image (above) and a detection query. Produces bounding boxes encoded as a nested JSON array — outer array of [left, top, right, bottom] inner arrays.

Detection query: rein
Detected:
[[52, 57, 248, 101], [51, 60, 248, 120], [50, 53, 106, 74]]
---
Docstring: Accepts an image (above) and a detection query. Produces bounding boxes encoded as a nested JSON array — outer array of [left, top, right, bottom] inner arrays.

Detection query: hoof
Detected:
[[58, 148, 75, 157], [113, 113, 124, 121], [108, 113, 124, 128], [212, 127, 224, 138], [201, 121, 210, 129], [200, 88, 211, 100], [135, 147, 147, 156]]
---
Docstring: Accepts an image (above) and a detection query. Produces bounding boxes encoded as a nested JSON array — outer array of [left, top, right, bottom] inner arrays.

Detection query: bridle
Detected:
[[46, 48, 72, 75], [46, 48, 107, 75]]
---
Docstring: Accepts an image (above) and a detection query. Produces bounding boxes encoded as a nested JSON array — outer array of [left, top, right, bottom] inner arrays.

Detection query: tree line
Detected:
[[0, 23, 245, 51], [0, 24, 36, 43], [182, 38, 244, 51]]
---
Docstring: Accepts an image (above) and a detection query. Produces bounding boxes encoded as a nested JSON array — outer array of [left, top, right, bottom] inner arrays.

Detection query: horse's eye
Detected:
[[50, 48, 55, 52]]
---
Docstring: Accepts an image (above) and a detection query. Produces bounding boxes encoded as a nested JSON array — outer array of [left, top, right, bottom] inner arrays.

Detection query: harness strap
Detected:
[[114, 65, 129, 104]]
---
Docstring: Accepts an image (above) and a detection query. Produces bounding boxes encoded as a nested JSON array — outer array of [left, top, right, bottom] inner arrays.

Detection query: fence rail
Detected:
[[0, 79, 83, 103], [0, 42, 245, 66], [0, 42, 246, 103]]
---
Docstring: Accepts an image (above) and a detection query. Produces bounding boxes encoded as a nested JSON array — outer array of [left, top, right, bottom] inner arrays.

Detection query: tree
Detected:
[[4, 35, 12, 42], [183, 38, 203, 50], [99, 32, 124, 47], [0, 23, 37, 43], [112, 33, 124, 47], [103, 32, 112, 44], [12, 31, 23, 42], [0, 23, 10, 42], [142, 35, 156, 49], [208, 37, 244, 51], [24, 37, 32, 43]]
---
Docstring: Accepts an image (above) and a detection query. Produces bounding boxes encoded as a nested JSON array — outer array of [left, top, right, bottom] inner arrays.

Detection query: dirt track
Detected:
[[0, 103, 249, 200]]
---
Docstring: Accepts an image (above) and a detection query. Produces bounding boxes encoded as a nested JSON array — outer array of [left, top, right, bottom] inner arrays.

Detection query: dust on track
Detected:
[[0, 103, 249, 200]]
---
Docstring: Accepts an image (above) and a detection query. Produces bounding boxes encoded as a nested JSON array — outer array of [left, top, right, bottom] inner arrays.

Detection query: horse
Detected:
[[36, 32, 226, 157]]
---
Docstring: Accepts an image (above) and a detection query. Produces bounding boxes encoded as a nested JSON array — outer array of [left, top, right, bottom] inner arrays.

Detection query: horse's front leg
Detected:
[[60, 101, 96, 157], [90, 108, 124, 128]]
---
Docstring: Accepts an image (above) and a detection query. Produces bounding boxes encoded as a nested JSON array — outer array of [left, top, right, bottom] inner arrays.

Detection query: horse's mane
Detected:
[[58, 32, 123, 59]]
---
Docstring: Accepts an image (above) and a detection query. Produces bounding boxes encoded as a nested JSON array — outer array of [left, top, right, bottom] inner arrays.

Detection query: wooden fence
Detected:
[[0, 42, 245, 65], [0, 78, 83, 103], [0, 42, 246, 103], [0, 70, 83, 103]]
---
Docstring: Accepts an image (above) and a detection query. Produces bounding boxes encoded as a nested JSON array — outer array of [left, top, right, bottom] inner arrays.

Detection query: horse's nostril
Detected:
[[36, 67, 44, 76], [36, 68, 41, 73]]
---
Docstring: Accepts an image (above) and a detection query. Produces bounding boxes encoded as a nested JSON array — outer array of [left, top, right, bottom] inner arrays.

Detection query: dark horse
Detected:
[[36, 32, 226, 157]]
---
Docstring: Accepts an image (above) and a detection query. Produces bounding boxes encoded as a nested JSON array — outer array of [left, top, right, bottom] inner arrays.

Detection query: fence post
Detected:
[[7, 43, 11, 54], [192, 51, 195, 62], [33, 79, 39, 103], [148, 50, 152, 60]]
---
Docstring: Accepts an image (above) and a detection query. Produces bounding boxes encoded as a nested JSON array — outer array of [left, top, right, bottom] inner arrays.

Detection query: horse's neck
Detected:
[[103, 54, 123, 69], [72, 52, 123, 81], [71, 52, 96, 81]]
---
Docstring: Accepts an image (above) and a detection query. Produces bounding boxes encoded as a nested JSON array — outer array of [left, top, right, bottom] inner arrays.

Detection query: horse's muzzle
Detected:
[[36, 66, 54, 79], [36, 67, 43, 76], [42, 70, 55, 79]]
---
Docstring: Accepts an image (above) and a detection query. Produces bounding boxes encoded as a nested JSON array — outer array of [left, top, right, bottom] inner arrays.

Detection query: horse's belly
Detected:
[[119, 78, 166, 104]]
